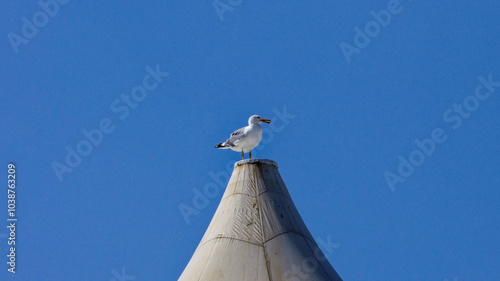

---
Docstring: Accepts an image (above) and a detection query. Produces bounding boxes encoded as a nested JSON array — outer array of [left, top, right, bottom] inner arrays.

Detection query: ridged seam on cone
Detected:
[[234, 159, 278, 168]]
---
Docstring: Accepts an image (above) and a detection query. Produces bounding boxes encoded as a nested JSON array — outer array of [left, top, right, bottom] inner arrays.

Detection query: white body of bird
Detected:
[[215, 115, 271, 159]]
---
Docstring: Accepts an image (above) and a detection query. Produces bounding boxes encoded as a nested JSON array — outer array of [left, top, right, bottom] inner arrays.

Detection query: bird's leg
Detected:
[[241, 151, 244, 159], [249, 151, 252, 159]]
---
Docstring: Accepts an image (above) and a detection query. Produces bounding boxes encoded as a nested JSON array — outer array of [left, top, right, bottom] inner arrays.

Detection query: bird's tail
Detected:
[[215, 142, 230, 149]]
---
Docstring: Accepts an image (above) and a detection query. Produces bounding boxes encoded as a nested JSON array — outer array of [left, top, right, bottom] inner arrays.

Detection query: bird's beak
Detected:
[[262, 119, 271, 124]]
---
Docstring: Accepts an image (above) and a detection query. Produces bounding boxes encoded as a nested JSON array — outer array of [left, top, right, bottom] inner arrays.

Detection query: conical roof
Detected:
[[178, 159, 343, 281]]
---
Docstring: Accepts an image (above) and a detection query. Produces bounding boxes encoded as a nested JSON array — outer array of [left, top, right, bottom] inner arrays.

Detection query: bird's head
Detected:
[[249, 115, 271, 125]]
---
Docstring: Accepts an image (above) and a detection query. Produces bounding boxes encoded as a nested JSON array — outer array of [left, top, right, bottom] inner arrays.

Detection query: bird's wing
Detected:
[[230, 127, 245, 137], [225, 127, 246, 146]]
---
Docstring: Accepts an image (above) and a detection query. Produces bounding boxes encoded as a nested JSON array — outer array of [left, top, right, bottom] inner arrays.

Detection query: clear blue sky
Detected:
[[1, 0, 499, 280]]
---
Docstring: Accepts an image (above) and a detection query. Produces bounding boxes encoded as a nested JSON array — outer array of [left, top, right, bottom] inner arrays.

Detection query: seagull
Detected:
[[215, 115, 271, 159]]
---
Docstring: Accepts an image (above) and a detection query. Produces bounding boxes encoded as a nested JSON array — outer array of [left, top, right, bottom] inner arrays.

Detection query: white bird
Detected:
[[215, 115, 271, 159]]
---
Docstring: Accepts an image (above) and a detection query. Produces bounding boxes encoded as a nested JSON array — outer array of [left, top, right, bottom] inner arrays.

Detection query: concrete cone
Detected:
[[178, 159, 343, 281]]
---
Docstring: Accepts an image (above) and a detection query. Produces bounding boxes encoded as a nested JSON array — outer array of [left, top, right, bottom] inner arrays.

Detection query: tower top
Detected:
[[178, 159, 343, 281], [234, 158, 278, 168]]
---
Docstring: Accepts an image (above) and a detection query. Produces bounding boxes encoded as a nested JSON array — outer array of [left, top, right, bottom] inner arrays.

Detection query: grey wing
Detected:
[[225, 127, 246, 146]]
